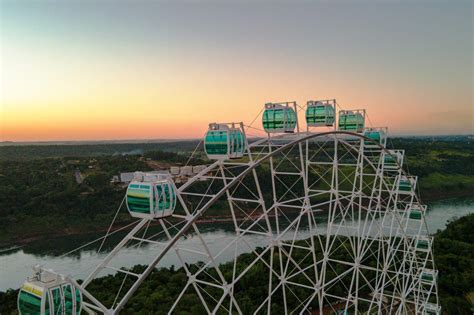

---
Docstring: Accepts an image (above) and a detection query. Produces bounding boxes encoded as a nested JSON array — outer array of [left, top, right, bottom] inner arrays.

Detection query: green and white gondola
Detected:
[[383, 149, 404, 170], [126, 172, 176, 219], [423, 303, 442, 315], [396, 175, 417, 194], [306, 101, 335, 127], [419, 268, 438, 285], [262, 103, 297, 133], [409, 204, 426, 220], [18, 267, 81, 315], [204, 123, 246, 160], [363, 127, 387, 148], [416, 236, 432, 252], [338, 110, 365, 133]]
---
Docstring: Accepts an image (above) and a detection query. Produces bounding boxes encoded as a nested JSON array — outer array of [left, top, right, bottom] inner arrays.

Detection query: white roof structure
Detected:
[[120, 171, 169, 183]]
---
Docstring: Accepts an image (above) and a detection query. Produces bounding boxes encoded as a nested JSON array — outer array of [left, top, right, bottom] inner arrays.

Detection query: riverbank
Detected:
[[420, 189, 474, 202], [0, 212, 280, 249], [1, 191, 472, 250]]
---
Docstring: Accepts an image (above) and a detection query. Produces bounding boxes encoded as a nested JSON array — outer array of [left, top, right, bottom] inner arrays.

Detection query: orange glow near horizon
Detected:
[[1, 80, 472, 141], [1, 50, 472, 141], [1, 1, 472, 142]]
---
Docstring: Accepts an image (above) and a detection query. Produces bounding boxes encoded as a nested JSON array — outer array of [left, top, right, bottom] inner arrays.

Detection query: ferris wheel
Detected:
[[18, 99, 440, 315]]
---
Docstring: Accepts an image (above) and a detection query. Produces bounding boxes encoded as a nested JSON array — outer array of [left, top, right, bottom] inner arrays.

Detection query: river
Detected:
[[0, 197, 472, 291]]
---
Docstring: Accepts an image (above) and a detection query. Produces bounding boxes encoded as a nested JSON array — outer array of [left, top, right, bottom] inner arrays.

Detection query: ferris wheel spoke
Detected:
[[307, 138, 333, 161], [279, 247, 316, 289], [284, 283, 312, 314], [273, 174, 305, 204]]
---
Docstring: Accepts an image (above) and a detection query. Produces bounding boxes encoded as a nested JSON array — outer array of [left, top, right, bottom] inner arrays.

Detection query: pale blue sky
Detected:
[[1, 0, 473, 140]]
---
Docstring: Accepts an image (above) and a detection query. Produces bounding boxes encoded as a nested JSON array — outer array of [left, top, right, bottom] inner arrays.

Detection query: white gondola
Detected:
[[204, 123, 246, 160], [18, 266, 81, 315], [383, 149, 404, 170], [126, 172, 176, 219], [262, 102, 297, 133], [416, 236, 432, 252], [338, 109, 365, 133], [395, 175, 417, 195], [363, 127, 387, 148], [419, 268, 438, 285], [409, 204, 426, 220], [306, 100, 335, 127], [423, 302, 442, 315]]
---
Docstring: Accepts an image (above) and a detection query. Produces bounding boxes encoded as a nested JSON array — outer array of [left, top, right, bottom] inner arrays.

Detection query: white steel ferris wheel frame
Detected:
[[49, 110, 438, 315]]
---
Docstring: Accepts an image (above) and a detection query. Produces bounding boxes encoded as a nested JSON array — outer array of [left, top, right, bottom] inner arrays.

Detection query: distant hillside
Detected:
[[0, 140, 201, 160], [1, 135, 472, 161]]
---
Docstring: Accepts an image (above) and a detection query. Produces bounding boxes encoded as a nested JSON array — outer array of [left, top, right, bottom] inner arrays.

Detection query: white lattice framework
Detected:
[[31, 105, 439, 315]]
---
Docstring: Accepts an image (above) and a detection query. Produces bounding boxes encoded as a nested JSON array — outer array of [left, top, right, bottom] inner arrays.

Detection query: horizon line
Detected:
[[1, 133, 473, 145]]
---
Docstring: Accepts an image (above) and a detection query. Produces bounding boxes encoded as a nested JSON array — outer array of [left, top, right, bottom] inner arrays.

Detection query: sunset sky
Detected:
[[1, 1, 472, 141]]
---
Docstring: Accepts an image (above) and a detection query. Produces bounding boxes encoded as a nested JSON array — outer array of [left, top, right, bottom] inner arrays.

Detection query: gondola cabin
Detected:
[[397, 175, 417, 194], [419, 268, 437, 285], [204, 123, 246, 160], [399, 177, 412, 191], [383, 150, 404, 170], [363, 127, 387, 147], [18, 267, 81, 315], [409, 204, 426, 220], [423, 303, 442, 315], [338, 110, 365, 132], [262, 103, 297, 133], [416, 236, 431, 252], [306, 101, 335, 127], [126, 172, 176, 219]]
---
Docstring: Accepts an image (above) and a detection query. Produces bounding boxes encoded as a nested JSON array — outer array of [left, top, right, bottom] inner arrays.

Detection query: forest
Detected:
[[0, 137, 472, 247], [0, 213, 472, 314], [0, 137, 472, 313], [0, 141, 200, 161], [390, 137, 474, 200]]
